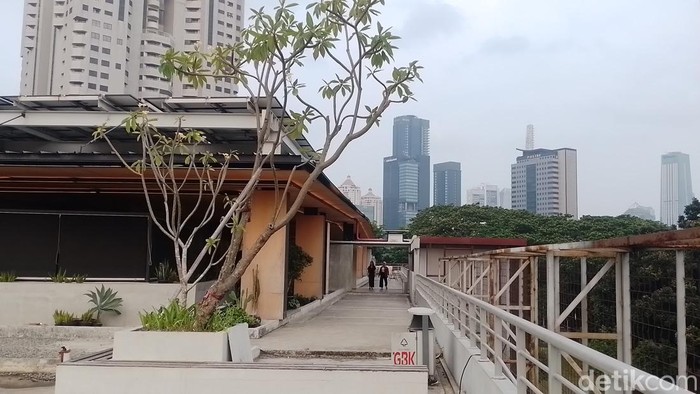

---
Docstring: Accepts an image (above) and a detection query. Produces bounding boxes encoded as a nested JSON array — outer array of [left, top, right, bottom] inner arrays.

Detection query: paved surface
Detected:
[[253, 278, 410, 353]]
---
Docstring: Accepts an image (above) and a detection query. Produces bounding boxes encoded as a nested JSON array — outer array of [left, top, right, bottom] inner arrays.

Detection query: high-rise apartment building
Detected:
[[466, 184, 498, 207], [499, 187, 511, 209], [359, 188, 383, 226], [660, 152, 694, 226], [20, 0, 244, 97], [511, 148, 578, 218], [383, 115, 430, 229], [338, 176, 361, 206], [433, 162, 461, 206]]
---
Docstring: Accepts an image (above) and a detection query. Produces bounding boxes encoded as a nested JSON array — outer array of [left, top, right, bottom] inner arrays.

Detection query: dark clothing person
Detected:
[[367, 263, 377, 289], [379, 264, 390, 289]]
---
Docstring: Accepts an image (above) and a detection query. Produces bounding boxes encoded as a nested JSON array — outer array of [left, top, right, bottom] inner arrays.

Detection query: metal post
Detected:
[[615, 255, 623, 360], [494, 315, 503, 378], [677, 250, 687, 378], [422, 314, 430, 369], [621, 252, 631, 364], [480, 308, 488, 361], [546, 251, 556, 330], [553, 255, 560, 332], [580, 257, 589, 372], [469, 302, 477, 347], [516, 327, 527, 394]]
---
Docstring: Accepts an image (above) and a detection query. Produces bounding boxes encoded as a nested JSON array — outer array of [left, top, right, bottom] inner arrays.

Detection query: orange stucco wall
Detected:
[[294, 215, 326, 299], [241, 191, 287, 321]]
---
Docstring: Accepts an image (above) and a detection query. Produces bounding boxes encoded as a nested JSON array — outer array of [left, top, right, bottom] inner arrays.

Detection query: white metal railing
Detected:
[[414, 274, 693, 394]]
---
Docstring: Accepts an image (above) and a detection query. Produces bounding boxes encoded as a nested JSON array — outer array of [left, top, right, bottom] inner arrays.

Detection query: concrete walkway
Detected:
[[253, 277, 410, 354]]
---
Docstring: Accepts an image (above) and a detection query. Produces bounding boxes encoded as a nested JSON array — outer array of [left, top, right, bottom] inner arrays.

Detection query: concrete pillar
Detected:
[[294, 215, 326, 300], [241, 191, 288, 321]]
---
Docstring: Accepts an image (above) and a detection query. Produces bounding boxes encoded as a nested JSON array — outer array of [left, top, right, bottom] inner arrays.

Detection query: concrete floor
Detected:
[[253, 278, 411, 353]]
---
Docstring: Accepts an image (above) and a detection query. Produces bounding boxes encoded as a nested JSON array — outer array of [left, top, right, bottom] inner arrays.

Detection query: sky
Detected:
[[1, 0, 699, 217]]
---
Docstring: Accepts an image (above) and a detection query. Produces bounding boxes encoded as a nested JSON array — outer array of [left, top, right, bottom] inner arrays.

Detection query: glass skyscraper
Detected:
[[660, 152, 694, 226], [383, 115, 430, 229], [434, 162, 461, 206]]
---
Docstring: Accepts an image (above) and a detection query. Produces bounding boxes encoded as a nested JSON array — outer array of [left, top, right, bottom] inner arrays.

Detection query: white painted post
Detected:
[[615, 255, 623, 360], [546, 251, 556, 331], [469, 302, 477, 347], [677, 250, 687, 378], [580, 257, 589, 373], [479, 308, 488, 361], [494, 315, 504, 378], [548, 343, 563, 394], [516, 327, 527, 394], [621, 252, 632, 364], [553, 255, 560, 332]]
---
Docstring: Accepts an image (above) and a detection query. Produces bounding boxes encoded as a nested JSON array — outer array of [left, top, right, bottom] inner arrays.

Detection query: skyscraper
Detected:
[[511, 148, 578, 218], [433, 162, 461, 206], [660, 152, 694, 226], [499, 188, 512, 209], [466, 184, 498, 207], [359, 188, 383, 226], [20, 0, 244, 97], [338, 176, 361, 206], [383, 115, 430, 229]]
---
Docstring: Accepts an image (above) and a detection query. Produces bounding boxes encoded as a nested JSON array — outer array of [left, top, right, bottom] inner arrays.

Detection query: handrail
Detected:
[[414, 273, 692, 393]]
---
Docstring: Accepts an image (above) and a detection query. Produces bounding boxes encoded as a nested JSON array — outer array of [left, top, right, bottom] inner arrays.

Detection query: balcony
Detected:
[[73, 22, 87, 32]]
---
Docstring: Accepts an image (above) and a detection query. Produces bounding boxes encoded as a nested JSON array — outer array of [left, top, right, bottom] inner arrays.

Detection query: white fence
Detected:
[[414, 274, 693, 394]]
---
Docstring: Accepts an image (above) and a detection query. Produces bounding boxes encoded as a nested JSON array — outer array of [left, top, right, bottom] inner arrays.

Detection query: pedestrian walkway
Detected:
[[253, 278, 410, 354]]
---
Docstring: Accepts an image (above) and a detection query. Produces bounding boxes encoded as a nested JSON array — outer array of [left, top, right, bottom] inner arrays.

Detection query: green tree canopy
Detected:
[[408, 205, 669, 245]]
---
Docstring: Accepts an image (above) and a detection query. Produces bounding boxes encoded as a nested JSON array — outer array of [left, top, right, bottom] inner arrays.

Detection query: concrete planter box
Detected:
[[112, 330, 230, 362]]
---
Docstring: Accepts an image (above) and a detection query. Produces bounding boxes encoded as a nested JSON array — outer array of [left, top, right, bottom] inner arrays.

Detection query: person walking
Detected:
[[379, 262, 390, 290], [367, 260, 377, 290]]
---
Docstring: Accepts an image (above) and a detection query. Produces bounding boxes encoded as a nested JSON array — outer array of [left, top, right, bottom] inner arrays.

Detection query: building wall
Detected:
[[21, 0, 244, 97], [0, 281, 213, 326], [328, 244, 355, 292], [241, 191, 287, 321], [294, 215, 326, 299]]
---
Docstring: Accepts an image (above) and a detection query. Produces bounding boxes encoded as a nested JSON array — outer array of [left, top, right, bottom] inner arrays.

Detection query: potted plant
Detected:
[[112, 299, 259, 362]]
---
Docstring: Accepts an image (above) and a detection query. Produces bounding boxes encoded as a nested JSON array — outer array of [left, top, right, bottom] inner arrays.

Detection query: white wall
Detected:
[[0, 281, 214, 327], [56, 363, 428, 394], [414, 291, 516, 394]]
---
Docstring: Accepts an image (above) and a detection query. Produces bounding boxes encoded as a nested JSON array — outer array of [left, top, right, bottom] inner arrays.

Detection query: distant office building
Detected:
[[359, 188, 383, 226], [511, 148, 578, 218], [20, 0, 244, 97], [466, 184, 498, 207], [338, 176, 362, 206], [433, 162, 461, 206], [660, 152, 694, 226], [499, 188, 512, 209], [383, 115, 430, 229], [623, 203, 655, 221]]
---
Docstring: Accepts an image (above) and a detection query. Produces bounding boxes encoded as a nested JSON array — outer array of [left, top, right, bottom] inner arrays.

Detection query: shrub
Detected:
[[50, 268, 69, 283], [154, 261, 178, 283], [0, 272, 17, 282], [71, 274, 87, 283], [140, 301, 197, 332], [140, 300, 260, 332], [53, 310, 77, 326], [85, 285, 123, 323]]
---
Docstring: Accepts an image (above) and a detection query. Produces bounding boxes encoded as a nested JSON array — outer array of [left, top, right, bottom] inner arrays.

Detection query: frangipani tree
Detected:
[[95, 0, 421, 329]]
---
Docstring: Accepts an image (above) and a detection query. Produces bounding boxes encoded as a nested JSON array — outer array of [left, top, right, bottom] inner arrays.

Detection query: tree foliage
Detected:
[[96, 0, 421, 330], [408, 204, 668, 244]]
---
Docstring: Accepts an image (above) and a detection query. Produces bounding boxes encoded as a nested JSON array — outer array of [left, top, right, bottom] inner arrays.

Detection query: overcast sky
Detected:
[[1, 0, 699, 217]]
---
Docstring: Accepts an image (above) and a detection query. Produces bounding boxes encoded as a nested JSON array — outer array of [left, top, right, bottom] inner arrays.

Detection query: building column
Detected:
[[294, 215, 326, 300], [241, 191, 287, 321]]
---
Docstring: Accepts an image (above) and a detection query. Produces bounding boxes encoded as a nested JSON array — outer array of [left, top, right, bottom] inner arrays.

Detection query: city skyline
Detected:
[[0, 0, 698, 216], [433, 161, 461, 206]]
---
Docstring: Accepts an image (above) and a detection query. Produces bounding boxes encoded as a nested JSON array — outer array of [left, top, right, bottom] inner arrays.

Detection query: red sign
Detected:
[[392, 351, 416, 366]]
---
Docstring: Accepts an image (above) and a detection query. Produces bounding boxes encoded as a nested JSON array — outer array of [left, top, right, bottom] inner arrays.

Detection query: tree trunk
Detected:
[[178, 280, 188, 306]]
